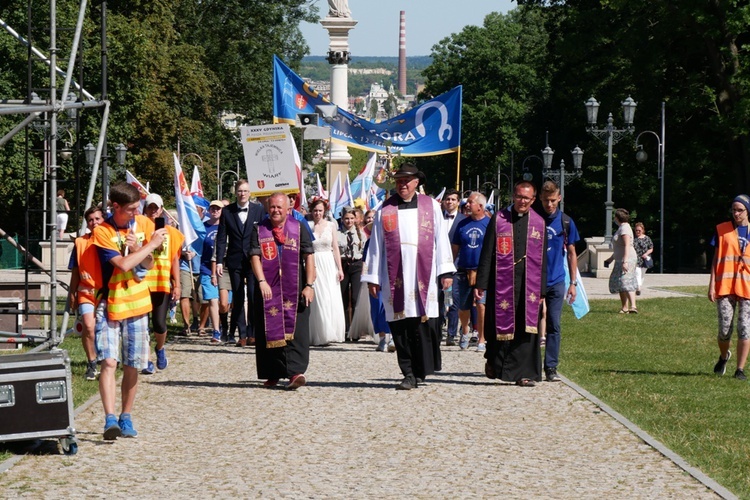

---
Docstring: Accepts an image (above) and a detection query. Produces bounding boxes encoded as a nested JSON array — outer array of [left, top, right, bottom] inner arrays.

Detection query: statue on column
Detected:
[[327, 0, 351, 18]]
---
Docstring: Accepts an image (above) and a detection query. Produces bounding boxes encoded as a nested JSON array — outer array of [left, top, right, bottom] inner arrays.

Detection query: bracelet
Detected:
[[258, 279, 266, 283], [570, 281, 578, 286]]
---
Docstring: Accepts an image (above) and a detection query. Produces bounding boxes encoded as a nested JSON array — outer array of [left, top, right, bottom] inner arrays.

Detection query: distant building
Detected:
[[220, 111, 245, 131], [349, 68, 393, 76]]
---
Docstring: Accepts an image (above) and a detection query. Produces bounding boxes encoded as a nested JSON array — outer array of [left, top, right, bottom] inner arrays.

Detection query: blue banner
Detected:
[[273, 55, 461, 156]]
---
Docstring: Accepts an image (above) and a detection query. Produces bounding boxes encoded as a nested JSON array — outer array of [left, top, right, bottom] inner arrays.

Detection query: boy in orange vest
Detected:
[[67, 205, 105, 381], [92, 182, 166, 439]]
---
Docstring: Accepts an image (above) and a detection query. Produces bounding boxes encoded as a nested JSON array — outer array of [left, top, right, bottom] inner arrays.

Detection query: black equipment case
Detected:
[[0, 349, 78, 454]]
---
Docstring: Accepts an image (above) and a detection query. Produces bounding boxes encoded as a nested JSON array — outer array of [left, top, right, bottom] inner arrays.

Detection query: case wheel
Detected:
[[60, 437, 78, 455]]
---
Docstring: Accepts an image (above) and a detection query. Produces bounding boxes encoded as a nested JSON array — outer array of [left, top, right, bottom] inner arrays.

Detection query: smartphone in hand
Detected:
[[155, 217, 165, 230]]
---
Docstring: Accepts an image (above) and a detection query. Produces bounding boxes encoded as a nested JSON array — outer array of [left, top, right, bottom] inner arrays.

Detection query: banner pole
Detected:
[[455, 146, 461, 190]]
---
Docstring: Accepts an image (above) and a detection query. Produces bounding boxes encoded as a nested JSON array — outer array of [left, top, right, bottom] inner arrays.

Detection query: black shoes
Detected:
[[545, 368, 561, 382], [714, 351, 731, 376], [396, 376, 417, 390]]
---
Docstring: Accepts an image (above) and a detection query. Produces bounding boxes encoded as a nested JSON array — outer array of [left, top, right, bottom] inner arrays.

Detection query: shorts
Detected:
[[78, 302, 95, 316], [180, 270, 197, 299], [77, 290, 98, 309], [219, 270, 231, 291], [200, 274, 219, 301], [455, 272, 486, 310], [95, 306, 150, 370], [56, 212, 68, 232]]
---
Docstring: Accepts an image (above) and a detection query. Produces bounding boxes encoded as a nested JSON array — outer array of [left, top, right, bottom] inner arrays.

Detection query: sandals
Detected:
[[629, 308, 639, 314], [516, 378, 536, 387], [619, 309, 628, 314]]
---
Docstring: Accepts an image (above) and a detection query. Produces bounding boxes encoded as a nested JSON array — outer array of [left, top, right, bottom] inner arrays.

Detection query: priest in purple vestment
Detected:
[[363, 164, 456, 390], [474, 181, 547, 386], [250, 193, 316, 390]]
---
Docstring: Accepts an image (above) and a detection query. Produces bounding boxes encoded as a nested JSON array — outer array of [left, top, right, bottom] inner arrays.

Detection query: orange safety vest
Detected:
[[92, 215, 154, 321], [74, 234, 103, 291], [144, 225, 184, 293], [714, 221, 750, 299]]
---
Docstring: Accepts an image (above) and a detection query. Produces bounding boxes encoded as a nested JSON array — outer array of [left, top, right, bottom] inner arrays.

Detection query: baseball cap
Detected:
[[145, 193, 163, 208], [209, 200, 224, 209]]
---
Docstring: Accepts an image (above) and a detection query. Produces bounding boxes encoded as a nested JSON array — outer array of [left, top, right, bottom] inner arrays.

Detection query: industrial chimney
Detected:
[[398, 11, 407, 96]]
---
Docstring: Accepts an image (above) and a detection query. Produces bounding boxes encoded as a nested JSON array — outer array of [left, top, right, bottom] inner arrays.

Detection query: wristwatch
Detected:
[[570, 281, 578, 286], [304, 283, 315, 289]]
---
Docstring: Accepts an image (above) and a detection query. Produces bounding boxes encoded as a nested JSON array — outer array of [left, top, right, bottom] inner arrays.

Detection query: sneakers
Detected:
[[141, 361, 155, 375], [476, 342, 486, 353], [287, 373, 307, 390], [387, 339, 396, 352], [103, 414, 121, 440], [155, 348, 168, 370], [118, 413, 138, 438], [376, 337, 387, 352], [445, 336, 456, 347], [459, 334, 470, 350], [734, 369, 747, 381], [545, 368, 561, 382], [85, 360, 99, 381], [714, 350, 731, 376], [210, 330, 222, 344]]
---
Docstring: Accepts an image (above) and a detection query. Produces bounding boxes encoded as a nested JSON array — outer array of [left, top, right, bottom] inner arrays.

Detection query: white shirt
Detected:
[[237, 203, 249, 225], [362, 197, 456, 321]]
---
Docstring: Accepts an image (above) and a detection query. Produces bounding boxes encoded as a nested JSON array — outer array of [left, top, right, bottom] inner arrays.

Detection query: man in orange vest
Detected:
[[142, 193, 184, 373], [709, 194, 750, 381], [92, 182, 167, 440], [67, 205, 105, 381]]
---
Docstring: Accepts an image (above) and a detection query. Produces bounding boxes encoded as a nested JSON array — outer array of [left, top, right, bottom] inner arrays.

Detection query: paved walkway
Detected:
[[0, 274, 727, 498]]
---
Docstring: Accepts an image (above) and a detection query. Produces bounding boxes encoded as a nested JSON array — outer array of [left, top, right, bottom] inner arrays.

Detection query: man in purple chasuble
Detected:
[[363, 164, 456, 390], [250, 193, 316, 390], [475, 181, 547, 387]]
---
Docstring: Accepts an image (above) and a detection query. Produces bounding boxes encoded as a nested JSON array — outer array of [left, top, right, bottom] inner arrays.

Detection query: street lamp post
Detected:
[[542, 145, 584, 213], [635, 101, 666, 273], [585, 96, 637, 244], [521, 155, 544, 182]]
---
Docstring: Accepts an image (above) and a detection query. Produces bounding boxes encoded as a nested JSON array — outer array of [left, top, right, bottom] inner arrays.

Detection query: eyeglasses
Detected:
[[513, 194, 535, 202], [732, 208, 746, 213], [236, 190, 249, 194]]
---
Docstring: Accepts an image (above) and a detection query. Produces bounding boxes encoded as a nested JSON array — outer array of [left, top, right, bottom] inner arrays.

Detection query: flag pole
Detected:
[[455, 146, 461, 190]]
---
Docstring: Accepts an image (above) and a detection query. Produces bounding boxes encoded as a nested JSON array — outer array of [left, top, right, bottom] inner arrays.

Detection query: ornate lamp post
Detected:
[[635, 101, 666, 273], [585, 96, 637, 244], [542, 145, 584, 213]]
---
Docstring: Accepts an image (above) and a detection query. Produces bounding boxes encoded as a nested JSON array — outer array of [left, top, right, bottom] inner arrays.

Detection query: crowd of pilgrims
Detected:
[[183, 192, 489, 355]]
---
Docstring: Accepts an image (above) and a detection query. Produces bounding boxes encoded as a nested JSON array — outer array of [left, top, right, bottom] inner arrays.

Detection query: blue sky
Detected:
[[300, 0, 517, 57]]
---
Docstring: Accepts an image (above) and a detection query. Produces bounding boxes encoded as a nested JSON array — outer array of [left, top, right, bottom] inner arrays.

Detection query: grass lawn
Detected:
[[561, 296, 750, 498]]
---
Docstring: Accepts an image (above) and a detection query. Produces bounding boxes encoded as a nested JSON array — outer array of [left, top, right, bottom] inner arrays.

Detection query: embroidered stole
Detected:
[[494, 209, 545, 340], [258, 219, 301, 348], [381, 194, 434, 321]]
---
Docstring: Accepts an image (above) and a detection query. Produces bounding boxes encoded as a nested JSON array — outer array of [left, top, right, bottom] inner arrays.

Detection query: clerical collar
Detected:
[[397, 195, 418, 209]]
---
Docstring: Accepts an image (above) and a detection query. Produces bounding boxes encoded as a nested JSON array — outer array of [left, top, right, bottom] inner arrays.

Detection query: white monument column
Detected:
[[321, 3, 357, 191]]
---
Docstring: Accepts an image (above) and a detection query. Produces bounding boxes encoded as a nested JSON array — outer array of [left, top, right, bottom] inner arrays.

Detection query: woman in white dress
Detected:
[[308, 199, 346, 345]]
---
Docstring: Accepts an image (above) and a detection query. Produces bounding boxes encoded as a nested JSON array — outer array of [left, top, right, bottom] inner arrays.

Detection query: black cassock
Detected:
[[475, 209, 547, 383], [249, 224, 313, 381]]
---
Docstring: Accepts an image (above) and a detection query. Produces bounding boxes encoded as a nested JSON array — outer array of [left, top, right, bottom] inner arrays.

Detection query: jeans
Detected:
[[544, 280, 565, 370], [446, 282, 459, 338]]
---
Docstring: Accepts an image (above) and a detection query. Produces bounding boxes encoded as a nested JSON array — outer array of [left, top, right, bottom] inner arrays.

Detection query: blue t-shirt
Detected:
[[545, 210, 580, 286], [451, 216, 490, 270], [711, 225, 749, 253], [200, 222, 219, 276], [179, 237, 202, 274]]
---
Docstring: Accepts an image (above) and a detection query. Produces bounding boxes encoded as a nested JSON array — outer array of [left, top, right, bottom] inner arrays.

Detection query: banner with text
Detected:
[[240, 123, 299, 197], [273, 55, 461, 156]]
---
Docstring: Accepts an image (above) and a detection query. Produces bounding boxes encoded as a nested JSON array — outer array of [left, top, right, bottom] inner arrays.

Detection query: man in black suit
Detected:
[[440, 188, 467, 346], [215, 180, 265, 346]]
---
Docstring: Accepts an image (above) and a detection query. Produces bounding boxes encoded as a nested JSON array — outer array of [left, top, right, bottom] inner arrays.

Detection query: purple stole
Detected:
[[494, 209, 545, 340], [258, 219, 301, 348], [381, 194, 434, 321]]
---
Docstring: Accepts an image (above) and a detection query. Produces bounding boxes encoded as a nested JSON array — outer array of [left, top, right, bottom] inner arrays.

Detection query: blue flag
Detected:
[[273, 55, 461, 156]]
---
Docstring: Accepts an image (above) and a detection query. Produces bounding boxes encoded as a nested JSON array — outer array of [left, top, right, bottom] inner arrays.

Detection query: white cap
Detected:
[[145, 193, 163, 208]]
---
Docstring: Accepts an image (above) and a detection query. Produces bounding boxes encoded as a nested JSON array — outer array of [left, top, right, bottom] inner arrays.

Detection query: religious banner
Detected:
[[240, 123, 299, 197], [273, 55, 462, 156]]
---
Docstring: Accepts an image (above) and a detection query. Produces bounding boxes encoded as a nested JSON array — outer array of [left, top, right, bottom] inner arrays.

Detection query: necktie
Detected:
[[347, 231, 354, 258]]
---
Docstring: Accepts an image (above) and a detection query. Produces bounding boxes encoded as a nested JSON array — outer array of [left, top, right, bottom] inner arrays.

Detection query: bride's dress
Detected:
[[309, 221, 346, 345]]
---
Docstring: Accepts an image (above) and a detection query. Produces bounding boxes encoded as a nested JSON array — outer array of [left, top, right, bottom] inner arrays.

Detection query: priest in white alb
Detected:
[[363, 163, 456, 390]]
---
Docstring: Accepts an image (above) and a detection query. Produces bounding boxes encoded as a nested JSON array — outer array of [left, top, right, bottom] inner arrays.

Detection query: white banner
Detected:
[[240, 123, 298, 197]]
